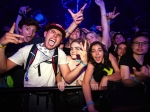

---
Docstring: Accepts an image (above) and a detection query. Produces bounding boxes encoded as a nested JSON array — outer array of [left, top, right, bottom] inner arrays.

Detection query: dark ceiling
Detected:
[[0, 0, 150, 38]]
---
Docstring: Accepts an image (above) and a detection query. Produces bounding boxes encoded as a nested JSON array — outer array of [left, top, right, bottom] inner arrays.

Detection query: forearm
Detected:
[[65, 21, 78, 38], [107, 72, 121, 81], [64, 63, 86, 84], [82, 81, 94, 109], [56, 72, 62, 83], [122, 78, 137, 87], [100, 5, 110, 48], [0, 48, 7, 73], [15, 15, 22, 34]]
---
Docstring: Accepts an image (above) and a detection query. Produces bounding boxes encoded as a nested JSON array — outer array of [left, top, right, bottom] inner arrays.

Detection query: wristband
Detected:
[[18, 10, 26, 17], [0, 44, 6, 48], [81, 61, 87, 66], [82, 101, 94, 111], [65, 29, 71, 35], [133, 77, 141, 84]]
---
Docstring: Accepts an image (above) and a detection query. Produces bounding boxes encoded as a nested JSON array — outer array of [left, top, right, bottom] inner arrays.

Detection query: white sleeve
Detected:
[[58, 48, 68, 65], [8, 45, 32, 66]]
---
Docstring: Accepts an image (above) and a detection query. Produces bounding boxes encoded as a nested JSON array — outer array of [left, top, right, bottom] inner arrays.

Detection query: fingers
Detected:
[[83, 40, 87, 51], [9, 23, 15, 33], [57, 82, 66, 91], [114, 12, 120, 18], [112, 7, 116, 14], [68, 9, 74, 16], [91, 84, 99, 91], [99, 86, 107, 90], [80, 3, 87, 12]]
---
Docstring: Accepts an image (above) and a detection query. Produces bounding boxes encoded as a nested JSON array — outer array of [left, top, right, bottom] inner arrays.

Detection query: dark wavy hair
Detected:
[[88, 41, 111, 70], [18, 17, 40, 31]]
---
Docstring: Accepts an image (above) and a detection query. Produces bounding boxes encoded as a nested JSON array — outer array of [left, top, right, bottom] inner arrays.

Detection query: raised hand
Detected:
[[96, 25, 102, 31], [68, 3, 87, 25], [95, 0, 105, 7], [106, 7, 120, 20], [77, 40, 87, 65], [0, 23, 24, 45], [81, 28, 90, 33], [19, 6, 32, 15]]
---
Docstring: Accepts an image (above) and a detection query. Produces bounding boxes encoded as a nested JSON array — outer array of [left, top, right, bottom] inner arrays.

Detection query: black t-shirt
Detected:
[[63, 47, 70, 56], [119, 54, 150, 74]]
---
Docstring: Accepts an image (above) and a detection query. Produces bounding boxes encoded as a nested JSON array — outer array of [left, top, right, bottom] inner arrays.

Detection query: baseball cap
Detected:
[[45, 23, 66, 39]]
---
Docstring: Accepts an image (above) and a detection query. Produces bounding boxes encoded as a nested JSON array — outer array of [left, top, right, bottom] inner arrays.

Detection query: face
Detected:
[[70, 28, 80, 40], [19, 25, 37, 42], [86, 33, 98, 45], [132, 36, 149, 55], [44, 29, 62, 50], [114, 34, 125, 45], [117, 44, 127, 57], [91, 44, 104, 63], [70, 42, 81, 59]]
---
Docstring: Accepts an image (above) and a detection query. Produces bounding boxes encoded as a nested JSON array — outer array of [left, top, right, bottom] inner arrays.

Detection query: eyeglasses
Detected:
[[133, 41, 149, 47]]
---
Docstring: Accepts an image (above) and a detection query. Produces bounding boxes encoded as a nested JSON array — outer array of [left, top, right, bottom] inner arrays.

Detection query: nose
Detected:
[[138, 43, 143, 48], [95, 51, 99, 55], [28, 30, 33, 36]]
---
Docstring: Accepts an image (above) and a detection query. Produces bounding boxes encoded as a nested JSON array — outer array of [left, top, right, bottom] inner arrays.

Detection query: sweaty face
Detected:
[[44, 29, 62, 50], [132, 36, 149, 55], [86, 33, 98, 45], [114, 34, 125, 45], [117, 44, 127, 57], [70, 28, 80, 40], [19, 25, 37, 42], [70, 42, 81, 59], [91, 44, 104, 63]]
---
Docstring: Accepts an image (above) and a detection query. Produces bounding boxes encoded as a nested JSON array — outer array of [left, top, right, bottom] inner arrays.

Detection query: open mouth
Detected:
[[26, 36, 31, 42], [49, 39, 55, 46]]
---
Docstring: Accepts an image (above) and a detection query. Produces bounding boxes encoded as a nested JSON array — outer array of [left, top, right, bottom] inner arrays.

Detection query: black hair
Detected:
[[88, 41, 111, 70], [18, 17, 40, 31], [114, 42, 128, 61], [128, 30, 150, 55], [113, 32, 126, 42]]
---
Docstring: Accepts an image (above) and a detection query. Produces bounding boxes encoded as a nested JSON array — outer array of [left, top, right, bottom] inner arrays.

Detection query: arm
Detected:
[[65, 4, 87, 38], [106, 7, 120, 47], [60, 41, 87, 83], [120, 65, 137, 86], [99, 53, 121, 90], [56, 72, 66, 91], [0, 23, 24, 74], [15, 6, 31, 34], [82, 63, 98, 112], [95, 0, 110, 49]]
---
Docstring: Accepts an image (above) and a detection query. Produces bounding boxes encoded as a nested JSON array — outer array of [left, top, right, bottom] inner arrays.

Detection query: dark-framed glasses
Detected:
[[133, 41, 149, 47]]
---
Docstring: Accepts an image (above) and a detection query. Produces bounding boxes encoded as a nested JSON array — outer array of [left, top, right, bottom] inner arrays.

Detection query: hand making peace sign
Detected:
[[0, 23, 24, 46], [68, 3, 87, 25], [76, 40, 88, 65]]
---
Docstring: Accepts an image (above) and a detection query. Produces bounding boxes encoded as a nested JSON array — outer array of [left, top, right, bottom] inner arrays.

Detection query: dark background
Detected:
[[0, 0, 150, 38]]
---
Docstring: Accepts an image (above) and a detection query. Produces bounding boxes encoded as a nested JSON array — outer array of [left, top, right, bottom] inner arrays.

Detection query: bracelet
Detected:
[[65, 29, 71, 35], [18, 10, 26, 17], [0, 44, 6, 48], [82, 101, 94, 111], [133, 77, 141, 84], [81, 61, 87, 66]]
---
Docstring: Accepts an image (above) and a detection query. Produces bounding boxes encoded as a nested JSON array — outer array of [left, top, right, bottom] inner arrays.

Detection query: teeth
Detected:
[[49, 39, 55, 46]]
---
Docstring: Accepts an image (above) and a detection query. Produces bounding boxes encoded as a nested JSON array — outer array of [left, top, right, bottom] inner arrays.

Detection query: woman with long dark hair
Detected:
[[82, 41, 121, 112]]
